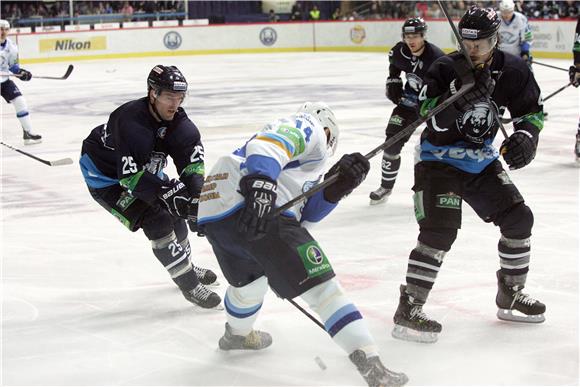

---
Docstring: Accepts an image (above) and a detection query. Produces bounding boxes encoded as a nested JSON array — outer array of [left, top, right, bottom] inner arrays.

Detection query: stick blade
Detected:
[[49, 157, 74, 166], [62, 64, 74, 79]]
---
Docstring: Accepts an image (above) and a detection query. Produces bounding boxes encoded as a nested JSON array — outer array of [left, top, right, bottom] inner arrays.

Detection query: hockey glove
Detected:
[[386, 77, 403, 105], [158, 179, 198, 221], [569, 65, 580, 87], [237, 175, 277, 240], [324, 152, 370, 203], [453, 66, 495, 112], [500, 130, 539, 170], [18, 68, 32, 82]]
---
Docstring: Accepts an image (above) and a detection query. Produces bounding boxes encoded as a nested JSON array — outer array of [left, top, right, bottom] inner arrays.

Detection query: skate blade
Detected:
[[391, 324, 439, 343], [191, 302, 224, 311], [496, 309, 545, 323], [369, 196, 388, 205], [23, 139, 42, 145]]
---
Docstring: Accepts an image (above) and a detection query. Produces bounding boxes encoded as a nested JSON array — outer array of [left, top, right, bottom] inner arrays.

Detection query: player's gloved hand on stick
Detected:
[[18, 68, 32, 81], [500, 129, 539, 170], [324, 152, 370, 203], [237, 174, 277, 241], [158, 179, 197, 220], [569, 65, 580, 87], [386, 77, 403, 105], [453, 66, 495, 111]]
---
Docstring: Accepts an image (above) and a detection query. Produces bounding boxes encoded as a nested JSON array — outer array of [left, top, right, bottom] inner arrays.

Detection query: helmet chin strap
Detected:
[[148, 89, 166, 123]]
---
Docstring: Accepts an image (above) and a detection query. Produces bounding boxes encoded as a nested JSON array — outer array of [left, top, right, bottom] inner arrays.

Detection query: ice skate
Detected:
[[496, 271, 545, 323], [182, 283, 221, 309], [369, 186, 392, 205], [23, 130, 42, 145], [349, 349, 409, 387], [193, 265, 219, 286], [392, 285, 441, 343], [218, 322, 272, 350]]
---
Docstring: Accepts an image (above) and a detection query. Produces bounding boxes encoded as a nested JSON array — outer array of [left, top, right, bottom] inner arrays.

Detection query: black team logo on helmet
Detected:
[[402, 17, 427, 38], [458, 6, 501, 40], [147, 65, 188, 94]]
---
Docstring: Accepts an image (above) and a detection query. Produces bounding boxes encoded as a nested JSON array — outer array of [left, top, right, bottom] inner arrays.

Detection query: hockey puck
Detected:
[[314, 356, 327, 370]]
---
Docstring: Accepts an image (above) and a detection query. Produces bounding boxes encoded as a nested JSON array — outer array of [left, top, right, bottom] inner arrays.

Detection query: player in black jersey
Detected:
[[369, 17, 445, 204], [570, 17, 580, 162], [391, 6, 546, 344], [79, 65, 221, 309]]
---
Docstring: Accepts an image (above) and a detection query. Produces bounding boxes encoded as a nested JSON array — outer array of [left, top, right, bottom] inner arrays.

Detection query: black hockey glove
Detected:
[[324, 152, 370, 203], [18, 68, 32, 81], [237, 175, 277, 241], [386, 77, 403, 105], [569, 65, 580, 87], [500, 130, 539, 170], [453, 66, 495, 112], [158, 179, 198, 221]]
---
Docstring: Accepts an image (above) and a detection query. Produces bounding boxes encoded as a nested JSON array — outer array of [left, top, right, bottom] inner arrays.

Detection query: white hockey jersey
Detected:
[[198, 112, 332, 225], [0, 38, 19, 83], [498, 11, 533, 57]]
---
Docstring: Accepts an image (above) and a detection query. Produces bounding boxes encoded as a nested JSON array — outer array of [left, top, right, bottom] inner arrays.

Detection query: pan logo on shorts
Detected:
[[435, 193, 461, 209], [297, 241, 332, 278]]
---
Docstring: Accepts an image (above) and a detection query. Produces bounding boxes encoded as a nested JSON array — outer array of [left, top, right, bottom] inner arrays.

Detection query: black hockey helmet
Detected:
[[147, 65, 188, 93], [402, 17, 427, 36], [458, 6, 501, 40]]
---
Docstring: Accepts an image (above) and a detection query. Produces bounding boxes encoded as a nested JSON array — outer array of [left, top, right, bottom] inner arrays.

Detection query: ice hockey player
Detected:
[[369, 17, 444, 205], [79, 65, 221, 309], [197, 102, 408, 387], [0, 19, 42, 145], [391, 6, 546, 344], [570, 17, 580, 161], [498, 0, 533, 64]]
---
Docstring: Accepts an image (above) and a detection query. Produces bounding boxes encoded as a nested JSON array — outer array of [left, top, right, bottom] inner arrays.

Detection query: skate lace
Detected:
[[410, 305, 434, 322], [244, 331, 262, 348], [514, 291, 537, 306], [192, 284, 213, 300], [193, 266, 208, 278]]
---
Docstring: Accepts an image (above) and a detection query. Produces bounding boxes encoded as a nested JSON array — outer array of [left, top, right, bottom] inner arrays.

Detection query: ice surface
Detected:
[[1, 52, 578, 386]]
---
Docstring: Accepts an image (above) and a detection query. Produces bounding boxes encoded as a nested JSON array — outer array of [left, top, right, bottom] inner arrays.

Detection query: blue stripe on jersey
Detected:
[[520, 41, 530, 52], [324, 304, 363, 337], [256, 132, 296, 157], [79, 153, 119, 188], [16, 111, 29, 118], [224, 293, 263, 319], [419, 139, 499, 174], [246, 154, 282, 180], [300, 189, 337, 223], [8, 64, 20, 73], [198, 203, 294, 225]]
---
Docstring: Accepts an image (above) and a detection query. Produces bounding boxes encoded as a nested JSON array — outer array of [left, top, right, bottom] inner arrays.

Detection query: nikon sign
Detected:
[[39, 36, 106, 53]]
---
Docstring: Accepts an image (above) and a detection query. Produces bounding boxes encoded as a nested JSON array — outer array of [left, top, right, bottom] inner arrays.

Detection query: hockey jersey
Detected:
[[388, 41, 445, 109], [574, 17, 580, 64], [80, 97, 205, 203], [498, 11, 533, 57], [417, 50, 543, 174], [0, 38, 20, 83], [198, 113, 336, 225]]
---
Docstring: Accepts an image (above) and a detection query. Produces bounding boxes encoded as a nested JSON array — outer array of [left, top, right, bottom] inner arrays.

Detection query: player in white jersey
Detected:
[[0, 19, 41, 144], [498, 0, 533, 62], [197, 102, 408, 387]]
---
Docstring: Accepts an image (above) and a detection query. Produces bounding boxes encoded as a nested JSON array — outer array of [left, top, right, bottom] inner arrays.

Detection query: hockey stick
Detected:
[[531, 60, 568, 72], [1, 141, 74, 166], [0, 64, 74, 80], [274, 79, 476, 215], [437, 0, 509, 140], [500, 82, 573, 124], [288, 299, 326, 330]]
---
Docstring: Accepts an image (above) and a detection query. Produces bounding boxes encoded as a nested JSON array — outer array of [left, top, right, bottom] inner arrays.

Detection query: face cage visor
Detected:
[[460, 34, 498, 58]]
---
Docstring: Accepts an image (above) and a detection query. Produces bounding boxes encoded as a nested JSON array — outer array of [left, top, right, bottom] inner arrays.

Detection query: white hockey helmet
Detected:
[[499, 0, 515, 13], [0, 20, 10, 29], [297, 101, 339, 156]]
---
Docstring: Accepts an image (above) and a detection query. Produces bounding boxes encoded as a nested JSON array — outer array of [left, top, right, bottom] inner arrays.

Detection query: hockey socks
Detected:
[[223, 277, 268, 336], [380, 152, 401, 190], [152, 231, 198, 290]]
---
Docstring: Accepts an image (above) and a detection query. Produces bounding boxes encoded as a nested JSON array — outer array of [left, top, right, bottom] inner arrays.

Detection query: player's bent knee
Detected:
[[227, 276, 269, 306], [141, 206, 174, 241], [498, 203, 534, 239], [301, 278, 343, 311], [418, 227, 457, 252]]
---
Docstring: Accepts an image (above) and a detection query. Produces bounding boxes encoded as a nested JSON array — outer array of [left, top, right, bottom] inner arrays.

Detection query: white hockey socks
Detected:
[[224, 276, 268, 336], [12, 96, 34, 133]]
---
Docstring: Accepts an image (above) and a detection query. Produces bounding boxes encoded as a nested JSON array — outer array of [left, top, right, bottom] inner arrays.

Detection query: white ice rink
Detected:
[[1, 52, 578, 386]]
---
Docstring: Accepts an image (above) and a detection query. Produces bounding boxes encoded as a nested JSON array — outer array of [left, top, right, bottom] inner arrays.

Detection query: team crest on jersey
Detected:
[[157, 126, 167, 139], [302, 178, 321, 193], [405, 73, 423, 92], [145, 152, 167, 175], [456, 102, 494, 143]]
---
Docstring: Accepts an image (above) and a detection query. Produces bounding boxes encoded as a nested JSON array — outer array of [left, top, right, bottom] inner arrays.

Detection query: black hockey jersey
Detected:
[[80, 97, 205, 203], [574, 17, 580, 64], [417, 50, 543, 174], [388, 41, 445, 109]]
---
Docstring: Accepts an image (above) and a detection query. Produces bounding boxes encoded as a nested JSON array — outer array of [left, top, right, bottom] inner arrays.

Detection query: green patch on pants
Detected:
[[297, 241, 333, 278]]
